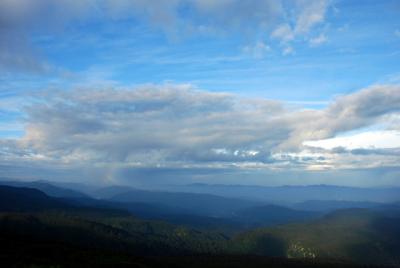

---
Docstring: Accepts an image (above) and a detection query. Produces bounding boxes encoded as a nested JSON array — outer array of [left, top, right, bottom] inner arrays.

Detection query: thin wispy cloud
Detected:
[[0, 0, 331, 71]]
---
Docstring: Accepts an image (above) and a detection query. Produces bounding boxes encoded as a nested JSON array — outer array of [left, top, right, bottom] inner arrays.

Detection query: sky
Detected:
[[0, 0, 400, 187]]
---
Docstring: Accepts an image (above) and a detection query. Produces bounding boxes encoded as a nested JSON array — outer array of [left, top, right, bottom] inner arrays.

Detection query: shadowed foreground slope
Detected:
[[0, 185, 399, 267]]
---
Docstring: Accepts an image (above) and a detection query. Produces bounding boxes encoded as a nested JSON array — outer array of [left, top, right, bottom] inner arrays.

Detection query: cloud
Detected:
[[271, 24, 295, 43], [18, 84, 287, 165], [282, 46, 294, 56], [270, 0, 330, 53], [189, 0, 283, 32], [304, 130, 400, 150], [242, 41, 271, 58], [0, 83, 398, 179], [0, 29, 49, 73], [328, 85, 400, 121], [309, 33, 327, 47], [281, 85, 400, 149], [271, 0, 330, 41], [294, 0, 330, 34], [0, 0, 97, 73]]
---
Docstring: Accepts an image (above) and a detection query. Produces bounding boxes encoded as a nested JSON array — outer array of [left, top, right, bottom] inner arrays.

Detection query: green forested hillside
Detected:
[[0, 212, 387, 268], [0, 211, 228, 256], [1, 185, 399, 267], [1, 207, 399, 266], [233, 205, 320, 227], [230, 209, 400, 265]]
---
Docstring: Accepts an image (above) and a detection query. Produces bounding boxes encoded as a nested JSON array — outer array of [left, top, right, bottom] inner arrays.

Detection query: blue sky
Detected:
[[0, 0, 400, 187]]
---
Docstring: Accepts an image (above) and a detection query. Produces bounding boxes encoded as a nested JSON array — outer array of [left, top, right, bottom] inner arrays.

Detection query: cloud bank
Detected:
[[0, 83, 399, 185]]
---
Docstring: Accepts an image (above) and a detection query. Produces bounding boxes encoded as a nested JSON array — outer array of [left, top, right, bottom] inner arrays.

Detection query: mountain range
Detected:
[[0, 185, 400, 267]]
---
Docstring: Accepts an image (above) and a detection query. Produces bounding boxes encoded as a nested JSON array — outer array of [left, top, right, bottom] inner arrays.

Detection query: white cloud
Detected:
[[309, 33, 327, 47], [280, 85, 400, 150], [0, 83, 398, 177], [242, 41, 271, 58], [294, 0, 330, 34], [282, 46, 294, 55], [270, 0, 330, 53], [271, 24, 295, 43], [304, 130, 400, 150]]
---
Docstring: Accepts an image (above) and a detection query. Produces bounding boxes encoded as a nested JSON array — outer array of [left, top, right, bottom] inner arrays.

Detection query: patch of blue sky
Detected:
[[1, 0, 400, 135], [21, 1, 397, 102]]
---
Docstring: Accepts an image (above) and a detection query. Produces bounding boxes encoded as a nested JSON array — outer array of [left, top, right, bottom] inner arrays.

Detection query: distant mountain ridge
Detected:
[[0, 185, 399, 266], [291, 200, 384, 212], [4, 179, 400, 204], [234, 205, 320, 227], [2, 180, 400, 233], [0, 185, 70, 212], [174, 183, 400, 204], [0, 183, 320, 232], [0, 180, 89, 199], [102, 186, 262, 217]]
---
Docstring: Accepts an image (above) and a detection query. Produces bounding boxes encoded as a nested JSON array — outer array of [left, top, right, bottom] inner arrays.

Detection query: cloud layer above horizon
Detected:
[[1, 83, 399, 185]]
